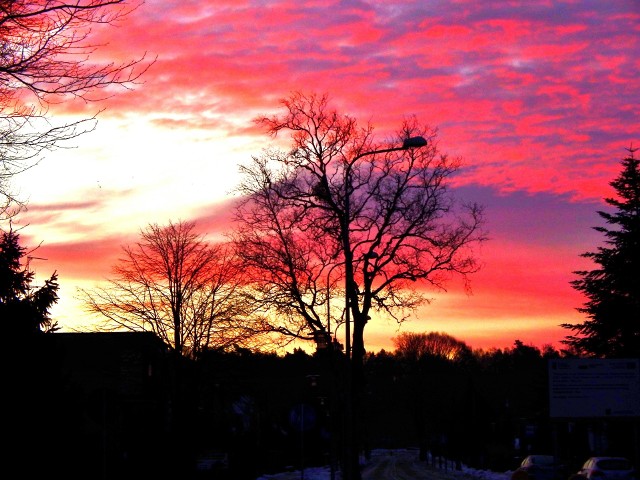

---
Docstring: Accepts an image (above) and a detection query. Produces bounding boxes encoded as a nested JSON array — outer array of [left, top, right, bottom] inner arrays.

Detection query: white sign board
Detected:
[[548, 358, 640, 418]]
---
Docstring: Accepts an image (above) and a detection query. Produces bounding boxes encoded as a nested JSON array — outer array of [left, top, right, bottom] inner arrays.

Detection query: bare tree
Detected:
[[233, 92, 486, 479], [80, 220, 256, 359], [231, 146, 346, 349], [0, 0, 152, 218]]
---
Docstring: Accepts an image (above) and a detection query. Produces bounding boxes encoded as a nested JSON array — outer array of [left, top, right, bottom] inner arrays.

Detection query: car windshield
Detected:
[[533, 456, 555, 465], [597, 459, 632, 470]]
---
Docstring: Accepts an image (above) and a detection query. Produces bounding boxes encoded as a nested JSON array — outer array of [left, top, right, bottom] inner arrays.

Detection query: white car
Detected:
[[574, 457, 637, 480]]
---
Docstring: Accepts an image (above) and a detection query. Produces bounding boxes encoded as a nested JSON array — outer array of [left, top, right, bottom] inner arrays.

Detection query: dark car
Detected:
[[194, 449, 229, 478], [571, 457, 637, 480], [511, 455, 565, 480]]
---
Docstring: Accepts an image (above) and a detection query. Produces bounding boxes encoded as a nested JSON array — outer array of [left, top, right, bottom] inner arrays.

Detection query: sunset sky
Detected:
[[12, 0, 640, 353]]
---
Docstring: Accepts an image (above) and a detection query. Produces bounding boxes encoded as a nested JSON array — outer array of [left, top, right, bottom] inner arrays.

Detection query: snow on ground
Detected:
[[255, 448, 513, 480]]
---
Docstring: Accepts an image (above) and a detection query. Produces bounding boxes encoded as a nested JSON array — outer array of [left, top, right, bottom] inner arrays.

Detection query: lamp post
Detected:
[[343, 136, 427, 358], [325, 260, 345, 348], [323, 258, 348, 480], [341, 136, 427, 480]]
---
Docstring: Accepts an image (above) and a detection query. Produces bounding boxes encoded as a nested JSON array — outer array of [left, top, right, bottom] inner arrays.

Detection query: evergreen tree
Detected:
[[0, 227, 59, 336], [562, 147, 640, 357]]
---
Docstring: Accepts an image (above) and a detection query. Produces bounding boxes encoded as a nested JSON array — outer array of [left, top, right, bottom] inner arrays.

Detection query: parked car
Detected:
[[571, 457, 637, 480], [512, 455, 565, 480], [194, 449, 229, 478]]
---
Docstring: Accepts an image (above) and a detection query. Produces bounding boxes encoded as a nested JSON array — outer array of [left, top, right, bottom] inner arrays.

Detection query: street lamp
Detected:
[[341, 135, 427, 480]]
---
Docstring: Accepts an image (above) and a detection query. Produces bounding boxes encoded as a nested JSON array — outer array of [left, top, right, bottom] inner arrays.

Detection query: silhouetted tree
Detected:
[[388, 332, 477, 465], [0, 0, 151, 218], [81, 220, 257, 359], [0, 226, 59, 336], [393, 331, 473, 362], [1, 226, 66, 478], [232, 92, 486, 479], [562, 147, 640, 358]]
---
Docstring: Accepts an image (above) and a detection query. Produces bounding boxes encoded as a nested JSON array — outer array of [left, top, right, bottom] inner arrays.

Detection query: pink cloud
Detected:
[[26, 235, 126, 280]]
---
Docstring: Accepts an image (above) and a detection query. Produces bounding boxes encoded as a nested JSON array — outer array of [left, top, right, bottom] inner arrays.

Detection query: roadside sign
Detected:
[[548, 358, 640, 418]]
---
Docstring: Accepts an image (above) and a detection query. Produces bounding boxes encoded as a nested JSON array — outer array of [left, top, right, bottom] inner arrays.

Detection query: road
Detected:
[[257, 449, 509, 480], [362, 450, 482, 480]]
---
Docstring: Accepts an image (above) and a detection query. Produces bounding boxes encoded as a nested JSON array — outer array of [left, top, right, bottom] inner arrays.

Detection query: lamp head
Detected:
[[402, 136, 428, 149]]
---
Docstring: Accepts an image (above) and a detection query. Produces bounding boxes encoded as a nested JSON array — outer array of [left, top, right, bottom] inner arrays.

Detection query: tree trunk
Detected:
[[347, 314, 368, 480]]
